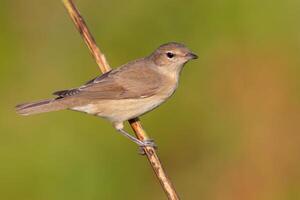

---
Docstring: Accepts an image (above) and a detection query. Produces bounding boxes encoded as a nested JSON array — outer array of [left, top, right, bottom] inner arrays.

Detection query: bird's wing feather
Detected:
[[53, 61, 162, 100]]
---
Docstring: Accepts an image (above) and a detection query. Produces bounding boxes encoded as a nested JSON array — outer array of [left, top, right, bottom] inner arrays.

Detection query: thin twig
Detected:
[[62, 1, 180, 199]]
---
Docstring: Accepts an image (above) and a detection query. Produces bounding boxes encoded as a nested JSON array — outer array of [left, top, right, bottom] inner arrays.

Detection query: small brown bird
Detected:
[[16, 42, 198, 147]]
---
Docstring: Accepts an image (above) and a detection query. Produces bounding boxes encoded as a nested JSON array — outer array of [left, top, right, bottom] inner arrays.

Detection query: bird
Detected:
[[16, 42, 198, 147]]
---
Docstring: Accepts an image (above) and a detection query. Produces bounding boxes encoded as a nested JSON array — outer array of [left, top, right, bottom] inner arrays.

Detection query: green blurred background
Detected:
[[1, 0, 300, 199]]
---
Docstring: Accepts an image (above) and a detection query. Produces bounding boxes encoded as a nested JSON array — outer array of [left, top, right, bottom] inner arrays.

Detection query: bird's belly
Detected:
[[71, 81, 178, 123], [72, 96, 167, 122]]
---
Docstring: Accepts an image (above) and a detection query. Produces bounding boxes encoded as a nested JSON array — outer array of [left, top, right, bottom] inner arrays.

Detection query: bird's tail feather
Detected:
[[16, 98, 69, 116]]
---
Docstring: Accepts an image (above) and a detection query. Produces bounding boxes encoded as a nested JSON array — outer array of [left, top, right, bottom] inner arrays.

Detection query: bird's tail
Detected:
[[16, 98, 69, 116]]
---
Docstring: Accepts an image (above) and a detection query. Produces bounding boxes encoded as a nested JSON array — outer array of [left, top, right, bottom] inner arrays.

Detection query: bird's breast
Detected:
[[71, 84, 177, 123], [71, 77, 179, 123]]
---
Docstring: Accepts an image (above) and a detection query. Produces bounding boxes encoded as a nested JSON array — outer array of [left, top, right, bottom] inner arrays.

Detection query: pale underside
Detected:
[[71, 95, 168, 124]]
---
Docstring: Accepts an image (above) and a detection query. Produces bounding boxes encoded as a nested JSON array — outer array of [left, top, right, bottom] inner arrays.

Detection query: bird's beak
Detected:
[[186, 52, 198, 60]]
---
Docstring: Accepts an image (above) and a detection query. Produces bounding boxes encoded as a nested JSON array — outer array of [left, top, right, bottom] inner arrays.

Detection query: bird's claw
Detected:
[[138, 139, 157, 155]]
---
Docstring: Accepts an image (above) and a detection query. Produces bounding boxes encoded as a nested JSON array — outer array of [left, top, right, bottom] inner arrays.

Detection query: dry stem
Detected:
[[62, 1, 179, 199]]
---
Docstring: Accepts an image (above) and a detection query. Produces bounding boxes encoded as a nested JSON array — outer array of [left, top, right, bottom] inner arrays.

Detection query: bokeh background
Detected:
[[1, 0, 300, 199]]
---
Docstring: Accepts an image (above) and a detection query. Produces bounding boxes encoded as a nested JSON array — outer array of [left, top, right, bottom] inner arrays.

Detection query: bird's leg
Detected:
[[114, 122, 157, 153], [117, 129, 156, 148]]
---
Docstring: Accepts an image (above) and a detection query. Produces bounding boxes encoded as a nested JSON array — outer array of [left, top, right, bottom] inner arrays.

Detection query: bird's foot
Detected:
[[138, 139, 158, 155]]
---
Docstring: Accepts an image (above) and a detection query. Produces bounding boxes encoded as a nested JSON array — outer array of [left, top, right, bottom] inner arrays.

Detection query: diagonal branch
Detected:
[[62, 1, 180, 199], [62, 0, 110, 73]]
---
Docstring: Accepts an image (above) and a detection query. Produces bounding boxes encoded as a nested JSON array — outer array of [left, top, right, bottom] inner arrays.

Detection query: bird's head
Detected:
[[150, 42, 198, 67]]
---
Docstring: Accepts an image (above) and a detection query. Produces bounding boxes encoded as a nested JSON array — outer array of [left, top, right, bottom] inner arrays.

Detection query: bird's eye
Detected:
[[166, 52, 175, 59]]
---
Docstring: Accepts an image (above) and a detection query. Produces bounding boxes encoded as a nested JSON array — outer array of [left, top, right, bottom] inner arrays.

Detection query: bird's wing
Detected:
[[53, 61, 162, 100]]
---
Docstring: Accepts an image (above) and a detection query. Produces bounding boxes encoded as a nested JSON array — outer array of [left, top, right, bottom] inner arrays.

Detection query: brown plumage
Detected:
[[16, 42, 198, 147]]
